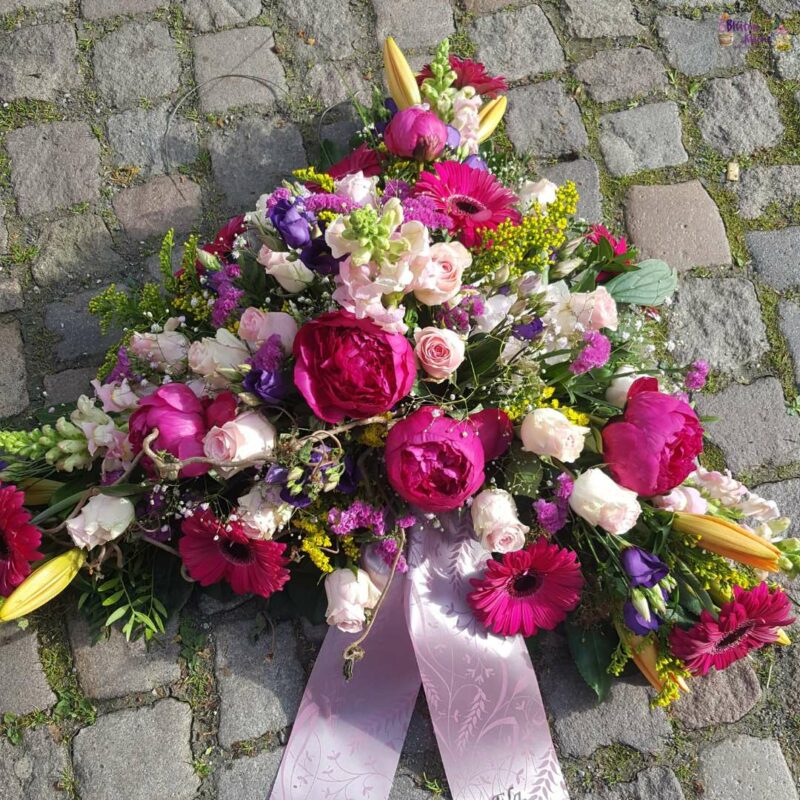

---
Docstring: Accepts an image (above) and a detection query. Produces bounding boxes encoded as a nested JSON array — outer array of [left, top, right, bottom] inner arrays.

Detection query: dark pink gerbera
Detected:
[[414, 161, 521, 247], [669, 582, 795, 676], [0, 484, 43, 597], [417, 55, 508, 98], [179, 509, 289, 598], [468, 539, 584, 638], [327, 143, 383, 179]]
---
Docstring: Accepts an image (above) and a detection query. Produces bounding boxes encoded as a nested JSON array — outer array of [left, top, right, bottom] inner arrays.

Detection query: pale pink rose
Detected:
[[569, 468, 641, 536], [414, 327, 465, 381], [471, 488, 528, 553], [412, 241, 471, 306], [188, 328, 249, 387], [653, 486, 709, 515], [66, 494, 135, 549], [203, 411, 277, 476], [324, 568, 381, 633], [568, 286, 618, 332], [520, 407, 589, 463], [235, 483, 293, 540], [129, 317, 189, 373], [257, 246, 314, 293], [238, 307, 298, 351], [690, 467, 746, 506], [91, 378, 139, 413], [334, 170, 379, 207]]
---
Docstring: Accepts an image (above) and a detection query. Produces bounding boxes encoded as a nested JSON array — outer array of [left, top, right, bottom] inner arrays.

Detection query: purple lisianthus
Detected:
[[623, 600, 661, 635], [299, 236, 342, 276], [621, 546, 669, 588], [242, 368, 289, 405], [512, 318, 544, 341], [463, 154, 489, 171], [269, 197, 314, 249], [446, 125, 461, 149]]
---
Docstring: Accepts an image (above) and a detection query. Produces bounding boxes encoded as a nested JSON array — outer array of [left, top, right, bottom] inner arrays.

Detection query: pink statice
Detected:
[[569, 331, 611, 375], [685, 360, 709, 390], [304, 193, 356, 215]]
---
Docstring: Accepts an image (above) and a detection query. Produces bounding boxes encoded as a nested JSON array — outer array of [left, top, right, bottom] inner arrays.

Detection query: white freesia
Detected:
[[236, 484, 293, 540], [324, 568, 381, 633], [520, 407, 589, 463], [67, 494, 135, 549], [471, 488, 528, 553], [569, 469, 641, 536]]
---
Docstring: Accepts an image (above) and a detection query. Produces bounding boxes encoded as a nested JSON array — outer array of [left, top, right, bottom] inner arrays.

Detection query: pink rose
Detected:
[[471, 488, 528, 553], [324, 568, 381, 633], [203, 411, 277, 476], [384, 106, 448, 162], [129, 317, 189, 373], [414, 327, 465, 381], [293, 310, 416, 423], [568, 286, 618, 331], [257, 246, 314, 293], [188, 328, 249, 388], [238, 307, 298, 351], [128, 384, 237, 478], [412, 241, 470, 306], [385, 406, 485, 513]]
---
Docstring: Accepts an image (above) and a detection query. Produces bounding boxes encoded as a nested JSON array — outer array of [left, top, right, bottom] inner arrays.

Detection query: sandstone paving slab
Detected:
[[754, 478, 800, 538], [776, 35, 800, 80], [44, 288, 120, 365], [32, 214, 126, 290], [542, 159, 602, 223], [181, 0, 261, 31], [277, 0, 365, 60], [738, 166, 800, 220], [93, 22, 180, 109], [113, 175, 202, 240], [0, 727, 70, 800], [107, 104, 198, 174], [779, 299, 800, 384], [562, 0, 645, 38], [698, 735, 798, 800], [585, 767, 685, 800], [217, 747, 284, 800], [746, 227, 800, 293], [0, 624, 55, 714], [536, 634, 671, 758], [0, 23, 80, 102], [209, 117, 306, 211], [471, 5, 564, 83], [0, 276, 23, 313], [69, 616, 181, 701], [214, 617, 304, 747], [573, 47, 667, 104], [505, 81, 588, 160], [625, 181, 731, 272], [0, 321, 29, 418], [599, 101, 687, 177], [373, 0, 454, 50], [670, 660, 761, 729], [657, 14, 748, 77], [695, 378, 800, 475], [43, 367, 96, 405], [697, 70, 784, 156], [193, 27, 287, 114], [73, 698, 199, 800], [82, 0, 164, 18], [669, 276, 769, 381], [6, 122, 101, 217]]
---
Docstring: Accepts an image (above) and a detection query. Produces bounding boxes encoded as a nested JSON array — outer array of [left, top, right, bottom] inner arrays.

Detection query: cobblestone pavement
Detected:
[[0, 0, 799, 798]]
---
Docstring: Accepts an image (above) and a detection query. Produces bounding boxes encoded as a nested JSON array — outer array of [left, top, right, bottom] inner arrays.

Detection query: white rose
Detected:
[[258, 246, 314, 293], [569, 469, 641, 536], [203, 411, 277, 476], [188, 328, 249, 387], [324, 568, 381, 633], [471, 489, 528, 553], [235, 483, 293, 540], [518, 178, 558, 211], [67, 494, 135, 549], [334, 170, 380, 208], [605, 365, 639, 408], [520, 408, 589, 463]]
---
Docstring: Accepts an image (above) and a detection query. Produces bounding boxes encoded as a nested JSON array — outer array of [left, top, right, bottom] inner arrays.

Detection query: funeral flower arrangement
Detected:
[[0, 37, 797, 708]]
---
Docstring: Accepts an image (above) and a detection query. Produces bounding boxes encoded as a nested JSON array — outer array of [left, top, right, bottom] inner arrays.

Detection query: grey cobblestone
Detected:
[[542, 159, 602, 223], [776, 36, 800, 80], [746, 227, 800, 292], [0, 321, 29, 418], [0, 625, 55, 714], [738, 165, 800, 219], [82, 0, 164, 18], [573, 47, 667, 104], [112, 175, 202, 240], [0, 727, 70, 800], [217, 747, 284, 800], [0, 204, 6, 253], [181, 0, 261, 32], [779, 299, 800, 384], [657, 14, 748, 77], [43, 367, 96, 405], [372, 0, 455, 50], [755, 478, 800, 535], [585, 767, 685, 800], [0, 276, 23, 313], [278, 0, 365, 60], [562, 0, 645, 38]]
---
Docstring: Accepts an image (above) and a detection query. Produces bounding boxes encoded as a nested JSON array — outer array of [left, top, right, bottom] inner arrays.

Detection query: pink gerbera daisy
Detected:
[[417, 55, 508, 98], [414, 161, 521, 247], [669, 582, 795, 676], [468, 539, 584, 638], [0, 484, 43, 596], [179, 509, 290, 598], [327, 143, 383, 179]]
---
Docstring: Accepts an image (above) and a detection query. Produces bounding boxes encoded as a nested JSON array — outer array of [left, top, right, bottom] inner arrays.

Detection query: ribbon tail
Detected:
[[269, 576, 421, 800], [405, 513, 570, 800]]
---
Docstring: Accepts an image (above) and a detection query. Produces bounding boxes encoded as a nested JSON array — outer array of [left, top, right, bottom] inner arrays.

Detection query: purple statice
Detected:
[[569, 331, 611, 375], [245, 335, 288, 405], [533, 499, 568, 534], [512, 318, 544, 341], [106, 346, 135, 383], [434, 287, 486, 334], [209, 263, 245, 328], [383, 179, 411, 200], [304, 193, 355, 214], [685, 359, 709, 391], [101, 468, 125, 486], [373, 537, 408, 573], [266, 187, 292, 211], [555, 473, 574, 501], [250, 334, 284, 372], [400, 195, 451, 229], [328, 500, 388, 538]]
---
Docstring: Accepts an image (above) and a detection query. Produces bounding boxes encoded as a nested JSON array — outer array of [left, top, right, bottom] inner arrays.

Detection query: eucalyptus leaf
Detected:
[[605, 259, 677, 306], [564, 620, 618, 702]]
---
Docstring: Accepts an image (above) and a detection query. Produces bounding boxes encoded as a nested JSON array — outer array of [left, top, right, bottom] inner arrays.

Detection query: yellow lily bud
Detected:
[[616, 624, 690, 696], [673, 513, 781, 572], [477, 95, 507, 143], [18, 478, 64, 506], [776, 628, 791, 646], [383, 37, 421, 110], [0, 549, 86, 622]]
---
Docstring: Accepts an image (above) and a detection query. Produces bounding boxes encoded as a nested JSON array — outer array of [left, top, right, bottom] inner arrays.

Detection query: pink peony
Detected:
[[384, 406, 485, 513], [293, 310, 416, 423], [384, 106, 448, 162], [469, 408, 513, 461]]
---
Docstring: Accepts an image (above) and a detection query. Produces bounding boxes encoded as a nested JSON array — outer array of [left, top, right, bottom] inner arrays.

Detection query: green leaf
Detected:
[[564, 620, 618, 702], [99, 483, 150, 498], [503, 442, 543, 499], [457, 333, 504, 384], [105, 606, 128, 627], [152, 550, 194, 619], [29, 491, 87, 525], [605, 259, 677, 306]]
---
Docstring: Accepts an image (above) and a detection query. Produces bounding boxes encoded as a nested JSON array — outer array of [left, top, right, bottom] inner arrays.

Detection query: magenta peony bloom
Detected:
[[179, 509, 289, 597], [468, 539, 584, 638], [0, 485, 43, 596], [293, 311, 416, 423], [384, 106, 448, 162], [601, 377, 704, 497], [469, 408, 513, 461], [128, 384, 237, 478], [669, 582, 795, 676], [384, 407, 485, 513]]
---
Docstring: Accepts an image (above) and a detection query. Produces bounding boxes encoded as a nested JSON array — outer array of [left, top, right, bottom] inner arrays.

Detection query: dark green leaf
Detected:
[[458, 333, 504, 381], [30, 491, 87, 525], [152, 550, 194, 619], [504, 442, 543, 499], [605, 259, 677, 306], [99, 483, 150, 498], [564, 619, 618, 702]]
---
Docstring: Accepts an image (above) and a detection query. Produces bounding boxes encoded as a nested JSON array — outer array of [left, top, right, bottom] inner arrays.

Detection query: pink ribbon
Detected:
[[270, 513, 569, 800]]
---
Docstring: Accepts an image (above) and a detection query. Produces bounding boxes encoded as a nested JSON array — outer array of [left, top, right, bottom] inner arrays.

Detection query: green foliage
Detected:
[[503, 442, 543, 499], [159, 228, 177, 292], [564, 619, 618, 701], [605, 260, 678, 306], [88, 282, 169, 335]]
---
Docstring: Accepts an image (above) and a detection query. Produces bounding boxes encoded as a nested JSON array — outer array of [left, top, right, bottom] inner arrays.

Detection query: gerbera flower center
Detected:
[[219, 539, 255, 566], [449, 194, 485, 216], [510, 572, 541, 597], [715, 620, 756, 652]]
